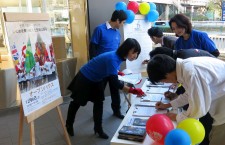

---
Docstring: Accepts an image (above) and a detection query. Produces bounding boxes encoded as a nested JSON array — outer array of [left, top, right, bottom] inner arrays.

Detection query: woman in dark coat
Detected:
[[66, 38, 145, 139]]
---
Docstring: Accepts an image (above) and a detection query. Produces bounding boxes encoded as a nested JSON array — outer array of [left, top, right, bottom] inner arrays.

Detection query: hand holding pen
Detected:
[[155, 98, 171, 109], [164, 84, 178, 100]]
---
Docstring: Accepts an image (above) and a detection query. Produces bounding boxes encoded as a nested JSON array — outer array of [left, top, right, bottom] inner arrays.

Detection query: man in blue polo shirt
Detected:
[[89, 10, 127, 119]]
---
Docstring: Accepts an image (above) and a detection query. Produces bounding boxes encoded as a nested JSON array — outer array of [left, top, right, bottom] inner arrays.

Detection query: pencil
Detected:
[[167, 85, 172, 92], [157, 97, 163, 107]]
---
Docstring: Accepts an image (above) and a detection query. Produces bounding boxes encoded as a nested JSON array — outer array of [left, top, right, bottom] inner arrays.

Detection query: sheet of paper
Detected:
[[140, 94, 169, 102], [133, 105, 168, 117], [136, 101, 157, 106], [145, 87, 169, 94]]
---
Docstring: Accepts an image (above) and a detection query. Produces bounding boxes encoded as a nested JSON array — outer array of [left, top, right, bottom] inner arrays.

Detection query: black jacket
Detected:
[[162, 36, 178, 50]]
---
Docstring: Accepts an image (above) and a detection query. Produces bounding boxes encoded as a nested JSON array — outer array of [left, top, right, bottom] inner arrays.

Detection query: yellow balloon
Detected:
[[139, 2, 150, 15], [177, 118, 205, 144]]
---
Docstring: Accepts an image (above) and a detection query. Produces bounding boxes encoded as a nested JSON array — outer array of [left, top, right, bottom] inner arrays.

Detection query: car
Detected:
[[152, 21, 170, 27], [152, 21, 171, 32]]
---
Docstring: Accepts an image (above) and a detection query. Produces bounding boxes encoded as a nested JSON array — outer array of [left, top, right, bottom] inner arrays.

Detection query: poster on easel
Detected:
[[4, 13, 62, 118], [123, 15, 152, 73], [3, 13, 71, 145]]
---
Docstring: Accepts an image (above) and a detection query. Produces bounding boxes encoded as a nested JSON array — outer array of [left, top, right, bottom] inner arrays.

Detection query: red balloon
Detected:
[[127, 1, 139, 14], [146, 114, 174, 144]]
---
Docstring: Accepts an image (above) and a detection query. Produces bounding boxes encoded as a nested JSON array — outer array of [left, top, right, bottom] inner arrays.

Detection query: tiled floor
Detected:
[[0, 94, 129, 145]]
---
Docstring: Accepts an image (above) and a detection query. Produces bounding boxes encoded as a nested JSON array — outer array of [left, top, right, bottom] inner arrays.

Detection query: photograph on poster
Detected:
[[10, 30, 57, 93]]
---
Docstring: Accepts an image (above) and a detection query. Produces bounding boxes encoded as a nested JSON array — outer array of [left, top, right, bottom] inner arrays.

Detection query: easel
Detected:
[[3, 12, 72, 145], [18, 98, 71, 145]]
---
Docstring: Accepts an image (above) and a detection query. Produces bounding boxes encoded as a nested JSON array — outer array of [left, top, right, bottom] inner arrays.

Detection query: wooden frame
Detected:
[[4, 12, 71, 145]]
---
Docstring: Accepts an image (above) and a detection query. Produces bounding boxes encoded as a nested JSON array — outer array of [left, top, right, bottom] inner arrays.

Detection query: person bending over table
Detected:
[[89, 10, 127, 119], [65, 38, 145, 139], [147, 54, 225, 145], [149, 47, 215, 145]]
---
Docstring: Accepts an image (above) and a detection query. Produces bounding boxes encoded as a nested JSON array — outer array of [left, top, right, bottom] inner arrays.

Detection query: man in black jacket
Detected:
[[148, 27, 177, 50]]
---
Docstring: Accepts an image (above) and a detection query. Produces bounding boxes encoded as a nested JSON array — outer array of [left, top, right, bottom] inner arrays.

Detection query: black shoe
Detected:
[[113, 112, 124, 119], [94, 128, 109, 139], [66, 124, 74, 136]]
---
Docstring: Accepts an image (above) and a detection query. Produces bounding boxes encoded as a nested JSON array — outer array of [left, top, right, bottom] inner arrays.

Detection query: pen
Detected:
[[167, 85, 171, 92], [157, 97, 163, 107]]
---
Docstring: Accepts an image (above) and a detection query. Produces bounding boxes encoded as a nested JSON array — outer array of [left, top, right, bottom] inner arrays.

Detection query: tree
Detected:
[[206, 0, 222, 19]]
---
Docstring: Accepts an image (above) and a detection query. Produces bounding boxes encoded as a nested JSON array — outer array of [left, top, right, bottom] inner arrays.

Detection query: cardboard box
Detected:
[[0, 59, 18, 108], [52, 36, 67, 59], [56, 57, 77, 96]]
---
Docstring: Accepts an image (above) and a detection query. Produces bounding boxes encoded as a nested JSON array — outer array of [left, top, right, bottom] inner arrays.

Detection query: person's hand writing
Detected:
[[155, 102, 171, 109], [118, 71, 125, 76], [164, 112, 177, 121], [128, 88, 146, 97], [164, 91, 178, 100]]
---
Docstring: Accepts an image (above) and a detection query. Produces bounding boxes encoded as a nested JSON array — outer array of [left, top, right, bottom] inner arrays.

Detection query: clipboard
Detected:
[[133, 105, 168, 117]]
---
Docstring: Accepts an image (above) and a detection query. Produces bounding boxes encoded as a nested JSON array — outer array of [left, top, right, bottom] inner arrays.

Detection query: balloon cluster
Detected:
[[115, 1, 159, 24], [146, 115, 205, 145]]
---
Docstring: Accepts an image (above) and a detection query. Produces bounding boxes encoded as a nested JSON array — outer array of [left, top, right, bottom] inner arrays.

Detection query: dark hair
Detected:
[[147, 27, 163, 38], [150, 47, 174, 58], [147, 54, 176, 84], [116, 38, 141, 60], [111, 10, 127, 23], [169, 14, 192, 34]]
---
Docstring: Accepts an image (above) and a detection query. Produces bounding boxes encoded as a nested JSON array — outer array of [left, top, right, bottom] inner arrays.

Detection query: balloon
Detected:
[[146, 10, 159, 22], [165, 129, 191, 145], [115, 1, 127, 11], [146, 114, 174, 144], [139, 2, 150, 15], [127, 1, 139, 14], [125, 10, 135, 24], [149, 2, 157, 11], [177, 118, 205, 145]]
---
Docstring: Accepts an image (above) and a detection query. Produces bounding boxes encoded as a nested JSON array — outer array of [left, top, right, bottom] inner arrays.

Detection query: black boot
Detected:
[[113, 111, 124, 119], [66, 100, 80, 136], [93, 101, 109, 139], [112, 104, 124, 119], [94, 127, 109, 139], [66, 124, 74, 136]]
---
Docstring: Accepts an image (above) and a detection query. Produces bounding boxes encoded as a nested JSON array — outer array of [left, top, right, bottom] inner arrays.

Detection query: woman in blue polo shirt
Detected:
[[169, 14, 220, 57], [65, 38, 145, 139]]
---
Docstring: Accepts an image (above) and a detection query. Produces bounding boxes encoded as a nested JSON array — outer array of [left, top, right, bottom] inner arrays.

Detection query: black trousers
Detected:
[[103, 76, 121, 113], [199, 113, 213, 145], [176, 86, 213, 145], [66, 71, 105, 129], [182, 105, 213, 145], [66, 99, 104, 129]]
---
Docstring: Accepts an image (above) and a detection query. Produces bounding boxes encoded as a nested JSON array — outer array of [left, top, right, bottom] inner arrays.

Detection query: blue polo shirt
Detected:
[[80, 51, 123, 82], [91, 22, 121, 55], [175, 29, 217, 53]]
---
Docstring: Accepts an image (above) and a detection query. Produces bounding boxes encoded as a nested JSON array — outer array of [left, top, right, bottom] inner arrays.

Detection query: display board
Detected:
[[123, 15, 152, 73], [4, 12, 63, 123]]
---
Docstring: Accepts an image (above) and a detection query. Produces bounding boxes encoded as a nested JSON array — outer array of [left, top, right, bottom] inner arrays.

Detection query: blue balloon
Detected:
[[125, 10, 135, 24], [146, 10, 159, 22], [149, 2, 157, 11], [115, 2, 127, 11], [165, 129, 191, 145]]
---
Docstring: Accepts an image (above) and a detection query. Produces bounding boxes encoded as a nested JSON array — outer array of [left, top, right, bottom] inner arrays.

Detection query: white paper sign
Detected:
[[123, 16, 152, 73], [5, 20, 61, 116]]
